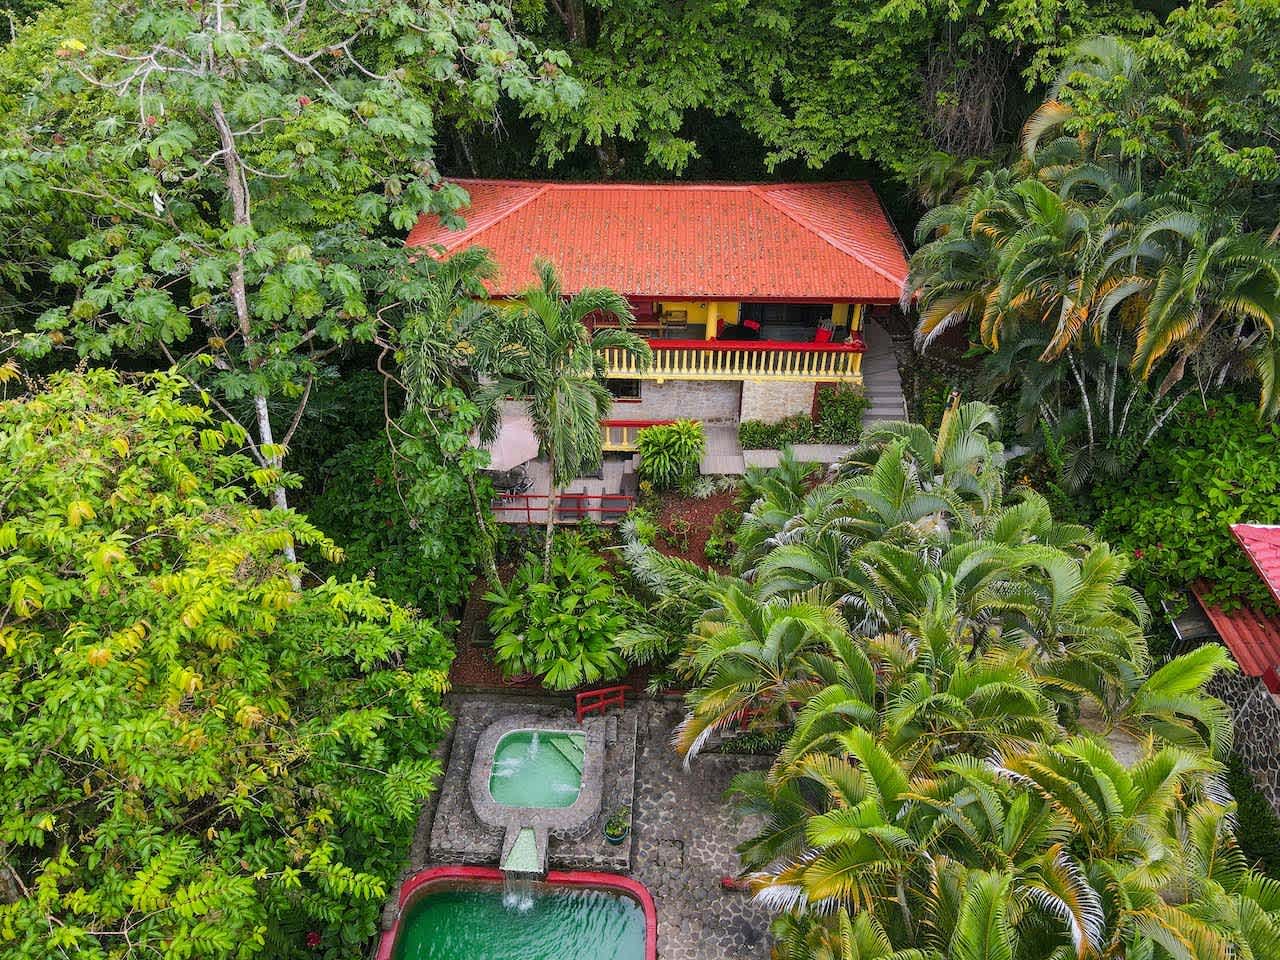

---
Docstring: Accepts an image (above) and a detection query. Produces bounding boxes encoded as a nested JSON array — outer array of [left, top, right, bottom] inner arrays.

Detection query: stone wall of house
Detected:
[[739, 380, 815, 424], [615, 380, 742, 424], [1208, 670, 1280, 816]]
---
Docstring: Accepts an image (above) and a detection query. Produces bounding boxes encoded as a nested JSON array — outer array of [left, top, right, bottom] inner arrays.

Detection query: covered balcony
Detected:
[[598, 301, 866, 383]]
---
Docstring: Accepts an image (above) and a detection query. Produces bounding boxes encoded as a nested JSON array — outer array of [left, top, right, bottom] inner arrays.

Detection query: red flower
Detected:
[[298, 95, 312, 108], [305, 931, 322, 948], [1133, 548, 1144, 560]]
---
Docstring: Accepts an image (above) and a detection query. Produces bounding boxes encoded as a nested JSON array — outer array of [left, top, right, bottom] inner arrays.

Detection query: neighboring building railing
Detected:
[[603, 337, 865, 383], [493, 492, 635, 524], [600, 418, 677, 452]]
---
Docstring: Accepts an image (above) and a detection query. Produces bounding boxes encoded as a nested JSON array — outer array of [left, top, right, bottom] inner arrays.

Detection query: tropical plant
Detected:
[[0, 370, 454, 960], [486, 539, 633, 690], [636, 418, 706, 490], [910, 42, 1280, 426], [15, 0, 577, 527], [388, 247, 504, 585], [474, 260, 650, 577]]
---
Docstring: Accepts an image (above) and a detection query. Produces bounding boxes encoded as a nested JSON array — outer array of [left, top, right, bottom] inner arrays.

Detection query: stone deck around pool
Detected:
[[427, 697, 638, 872], [405, 694, 773, 960]]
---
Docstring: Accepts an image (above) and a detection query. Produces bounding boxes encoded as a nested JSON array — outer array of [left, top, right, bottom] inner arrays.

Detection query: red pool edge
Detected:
[[373, 865, 658, 960]]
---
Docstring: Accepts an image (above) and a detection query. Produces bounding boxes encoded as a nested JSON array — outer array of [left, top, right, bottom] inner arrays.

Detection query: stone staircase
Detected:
[[860, 318, 908, 425]]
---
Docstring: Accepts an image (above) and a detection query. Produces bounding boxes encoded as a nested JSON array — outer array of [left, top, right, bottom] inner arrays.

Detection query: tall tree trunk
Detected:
[[465, 472, 502, 586], [543, 452, 558, 579], [212, 99, 296, 563]]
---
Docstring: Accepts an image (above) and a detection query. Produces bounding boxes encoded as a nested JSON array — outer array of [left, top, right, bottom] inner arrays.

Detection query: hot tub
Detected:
[[490, 730, 586, 808], [376, 866, 656, 960]]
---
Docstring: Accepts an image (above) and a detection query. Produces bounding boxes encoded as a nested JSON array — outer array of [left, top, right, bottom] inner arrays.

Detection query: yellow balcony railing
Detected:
[[605, 338, 864, 383], [600, 418, 678, 452]]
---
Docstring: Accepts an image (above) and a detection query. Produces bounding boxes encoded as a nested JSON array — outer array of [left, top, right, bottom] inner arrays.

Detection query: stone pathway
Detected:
[[632, 701, 773, 960]]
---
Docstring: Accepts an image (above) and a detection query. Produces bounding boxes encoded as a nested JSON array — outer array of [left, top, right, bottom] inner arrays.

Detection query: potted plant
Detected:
[[603, 805, 631, 845]]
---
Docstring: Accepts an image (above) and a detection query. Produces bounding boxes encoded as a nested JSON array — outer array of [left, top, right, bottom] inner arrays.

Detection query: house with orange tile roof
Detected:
[[407, 180, 910, 440]]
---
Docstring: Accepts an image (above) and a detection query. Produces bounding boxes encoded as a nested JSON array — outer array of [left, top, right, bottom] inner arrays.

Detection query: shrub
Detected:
[[703, 507, 742, 567], [1092, 395, 1280, 611], [811, 383, 869, 443], [307, 435, 488, 615], [663, 516, 692, 554], [1227, 755, 1280, 879], [486, 541, 632, 690], [738, 414, 815, 449], [636, 419, 706, 489], [620, 506, 659, 546], [738, 386, 868, 449]]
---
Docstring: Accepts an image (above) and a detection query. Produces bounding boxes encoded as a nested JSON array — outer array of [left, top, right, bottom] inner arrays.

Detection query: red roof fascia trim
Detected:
[[749, 185, 908, 290]]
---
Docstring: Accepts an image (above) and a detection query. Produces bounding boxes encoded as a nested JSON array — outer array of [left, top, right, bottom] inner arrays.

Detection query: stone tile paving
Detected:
[[631, 700, 773, 960], [425, 695, 636, 871]]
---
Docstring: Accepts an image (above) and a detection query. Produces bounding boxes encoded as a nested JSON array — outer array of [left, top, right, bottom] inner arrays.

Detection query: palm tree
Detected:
[[674, 586, 849, 759], [1132, 209, 1280, 417], [475, 260, 650, 577]]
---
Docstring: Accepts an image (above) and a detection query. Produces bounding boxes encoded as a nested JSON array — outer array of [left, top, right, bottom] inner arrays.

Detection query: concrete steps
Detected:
[[860, 319, 907, 424], [548, 734, 586, 773]]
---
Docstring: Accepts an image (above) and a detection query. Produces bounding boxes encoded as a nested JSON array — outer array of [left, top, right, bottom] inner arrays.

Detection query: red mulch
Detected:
[[447, 491, 736, 693], [653, 489, 737, 570]]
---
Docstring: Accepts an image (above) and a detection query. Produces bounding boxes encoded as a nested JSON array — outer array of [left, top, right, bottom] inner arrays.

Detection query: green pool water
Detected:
[[490, 730, 585, 808], [391, 883, 646, 960]]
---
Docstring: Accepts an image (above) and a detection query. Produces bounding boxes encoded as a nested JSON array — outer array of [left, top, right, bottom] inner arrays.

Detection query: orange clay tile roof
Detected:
[[406, 180, 909, 301]]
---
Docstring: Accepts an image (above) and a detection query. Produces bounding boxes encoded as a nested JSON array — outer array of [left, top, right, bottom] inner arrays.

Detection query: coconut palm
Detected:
[[475, 259, 650, 576]]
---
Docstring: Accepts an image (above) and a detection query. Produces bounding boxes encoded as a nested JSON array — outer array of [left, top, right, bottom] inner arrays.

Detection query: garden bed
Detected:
[[651, 490, 737, 570]]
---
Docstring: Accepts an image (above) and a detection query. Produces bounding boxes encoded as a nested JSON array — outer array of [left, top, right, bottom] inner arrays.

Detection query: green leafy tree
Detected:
[[0, 370, 454, 959], [16, 0, 577, 529], [1092, 393, 1280, 611], [389, 247, 505, 586]]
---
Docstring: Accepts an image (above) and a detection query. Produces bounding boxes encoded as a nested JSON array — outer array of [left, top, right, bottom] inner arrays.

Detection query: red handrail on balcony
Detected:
[[493, 492, 635, 524], [646, 336, 865, 353], [599, 418, 678, 428]]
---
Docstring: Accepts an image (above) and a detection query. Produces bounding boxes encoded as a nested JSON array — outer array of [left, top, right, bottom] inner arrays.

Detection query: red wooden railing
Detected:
[[493, 492, 635, 524], [645, 336, 865, 353], [603, 336, 865, 382], [576, 684, 627, 723]]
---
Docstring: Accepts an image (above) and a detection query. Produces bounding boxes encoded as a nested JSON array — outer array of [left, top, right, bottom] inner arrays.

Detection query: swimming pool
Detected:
[[377, 867, 655, 960]]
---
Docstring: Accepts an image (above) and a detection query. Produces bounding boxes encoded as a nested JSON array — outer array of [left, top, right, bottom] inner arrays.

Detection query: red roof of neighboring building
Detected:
[[406, 179, 909, 301], [1231, 524, 1280, 606], [1190, 524, 1280, 690], [1191, 582, 1280, 682]]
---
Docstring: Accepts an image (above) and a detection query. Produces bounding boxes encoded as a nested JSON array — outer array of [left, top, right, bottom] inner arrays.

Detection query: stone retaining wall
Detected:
[[615, 380, 742, 423], [740, 380, 814, 423], [1209, 671, 1280, 815]]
